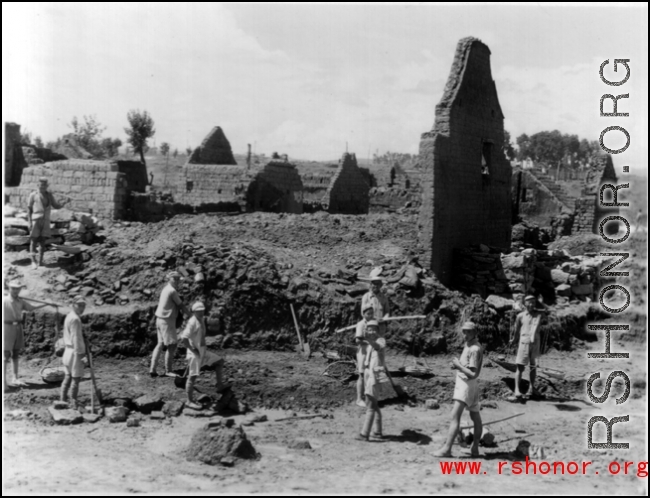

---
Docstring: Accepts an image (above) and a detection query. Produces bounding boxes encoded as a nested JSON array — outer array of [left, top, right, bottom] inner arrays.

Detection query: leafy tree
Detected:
[[69, 115, 107, 157], [20, 130, 32, 144], [124, 109, 155, 164], [33, 136, 44, 148], [160, 142, 170, 157], [101, 137, 122, 158], [503, 130, 515, 161]]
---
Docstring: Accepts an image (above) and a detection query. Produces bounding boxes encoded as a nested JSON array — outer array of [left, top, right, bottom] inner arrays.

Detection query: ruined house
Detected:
[[52, 134, 94, 159], [187, 126, 237, 165], [418, 37, 512, 285], [297, 153, 369, 214]]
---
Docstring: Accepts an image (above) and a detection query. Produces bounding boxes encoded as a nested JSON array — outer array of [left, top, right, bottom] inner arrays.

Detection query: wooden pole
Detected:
[[460, 412, 524, 430], [335, 315, 426, 334], [290, 304, 304, 350]]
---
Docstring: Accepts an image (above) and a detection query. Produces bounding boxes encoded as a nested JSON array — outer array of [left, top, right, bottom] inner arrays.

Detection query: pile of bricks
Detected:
[[5, 160, 129, 219], [453, 245, 603, 305]]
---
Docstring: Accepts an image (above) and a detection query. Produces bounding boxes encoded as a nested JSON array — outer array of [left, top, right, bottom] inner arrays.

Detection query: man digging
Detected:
[[3, 281, 49, 390], [150, 271, 190, 378], [60, 297, 87, 409], [179, 302, 230, 410], [27, 177, 70, 269]]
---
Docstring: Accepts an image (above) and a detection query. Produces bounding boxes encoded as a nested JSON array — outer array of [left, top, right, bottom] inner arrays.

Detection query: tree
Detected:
[[69, 115, 107, 157], [160, 142, 170, 157], [185, 146, 193, 156], [124, 109, 155, 164], [20, 130, 32, 145], [503, 130, 515, 161], [101, 137, 122, 158], [33, 136, 44, 148], [172, 148, 178, 158]]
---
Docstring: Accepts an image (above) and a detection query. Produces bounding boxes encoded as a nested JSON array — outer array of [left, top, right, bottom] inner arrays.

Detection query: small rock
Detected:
[[223, 418, 235, 428], [48, 407, 84, 425], [425, 399, 440, 410], [184, 408, 218, 418], [481, 400, 498, 409], [53, 401, 69, 410], [83, 413, 102, 424], [126, 418, 140, 427], [106, 406, 129, 423], [6, 410, 32, 420], [480, 429, 496, 447], [150, 411, 166, 420], [289, 439, 312, 450], [134, 394, 164, 414], [162, 400, 185, 418], [220, 456, 236, 467]]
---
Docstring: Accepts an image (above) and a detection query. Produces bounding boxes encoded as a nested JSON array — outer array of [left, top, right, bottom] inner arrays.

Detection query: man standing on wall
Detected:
[[150, 271, 191, 378], [27, 177, 70, 269]]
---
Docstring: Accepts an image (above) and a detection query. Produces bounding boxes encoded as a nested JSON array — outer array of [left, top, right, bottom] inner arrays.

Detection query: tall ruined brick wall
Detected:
[[574, 197, 596, 234], [187, 127, 237, 165], [515, 170, 565, 225], [117, 161, 148, 193], [296, 165, 337, 209], [5, 160, 128, 219], [247, 161, 303, 214], [324, 153, 369, 214], [174, 164, 248, 211], [5, 122, 23, 187], [418, 37, 512, 285]]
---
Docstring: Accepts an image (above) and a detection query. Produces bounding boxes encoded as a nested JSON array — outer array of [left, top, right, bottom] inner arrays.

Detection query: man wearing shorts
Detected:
[[27, 177, 69, 269], [179, 302, 229, 410], [511, 294, 544, 400], [3, 280, 48, 390], [60, 297, 87, 408], [433, 322, 483, 457], [150, 271, 190, 378]]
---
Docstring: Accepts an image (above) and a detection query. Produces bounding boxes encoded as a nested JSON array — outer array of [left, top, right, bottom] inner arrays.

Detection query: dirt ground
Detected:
[[3, 343, 647, 495]]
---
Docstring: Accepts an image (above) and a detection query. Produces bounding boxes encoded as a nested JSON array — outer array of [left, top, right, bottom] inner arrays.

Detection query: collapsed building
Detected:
[[298, 153, 370, 214], [418, 37, 512, 285]]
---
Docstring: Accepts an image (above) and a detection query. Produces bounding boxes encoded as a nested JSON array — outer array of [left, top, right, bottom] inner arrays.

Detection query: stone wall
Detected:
[[418, 37, 512, 285], [187, 126, 237, 165], [5, 160, 129, 219], [247, 161, 303, 214], [297, 164, 337, 211], [574, 197, 596, 234], [4, 122, 23, 186], [323, 153, 369, 214], [453, 245, 601, 306], [173, 164, 249, 211], [514, 169, 566, 225]]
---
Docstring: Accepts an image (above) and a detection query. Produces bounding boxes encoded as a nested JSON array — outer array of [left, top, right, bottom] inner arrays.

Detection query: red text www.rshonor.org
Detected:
[[439, 458, 648, 477]]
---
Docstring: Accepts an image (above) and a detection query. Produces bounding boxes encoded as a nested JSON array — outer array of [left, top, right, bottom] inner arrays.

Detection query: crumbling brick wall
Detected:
[[52, 134, 93, 159], [4, 122, 23, 187], [187, 126, 237, 165], [174, 164, 249, 211], [5, 160, 129, 219], [418, 37, 512, 285], [324, 153, 369, 214], [247, 161, 303, 214], [297, 165, 337, 212], [514, 169, 566, 225]]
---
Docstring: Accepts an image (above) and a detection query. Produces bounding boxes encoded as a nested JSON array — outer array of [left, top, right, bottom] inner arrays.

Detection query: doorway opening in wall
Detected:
[[481, 141, 493, 176], [186, 180, 194, 192], [522, 187, 527, 202]]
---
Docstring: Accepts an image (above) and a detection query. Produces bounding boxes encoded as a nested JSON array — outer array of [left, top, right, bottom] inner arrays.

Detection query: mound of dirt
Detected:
[[186, 422, 258, 466]]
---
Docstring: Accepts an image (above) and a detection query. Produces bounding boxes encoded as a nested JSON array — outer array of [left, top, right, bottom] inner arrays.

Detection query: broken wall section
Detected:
[[187, 127, 237, 165], [174, 164, 249, 212], [5, 122, 24, 186], [323, 153, 369, 214], [5, 160, 129, 219], [418, 37, 512, 285], [247, 161, 303, 214]]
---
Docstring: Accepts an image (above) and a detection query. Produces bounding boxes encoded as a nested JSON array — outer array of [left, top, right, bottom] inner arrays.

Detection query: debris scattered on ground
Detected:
[[186, 423, 258, 466]]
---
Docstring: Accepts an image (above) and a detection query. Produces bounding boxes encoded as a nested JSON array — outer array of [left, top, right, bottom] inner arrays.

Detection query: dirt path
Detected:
[[3, 349, 647, 495]]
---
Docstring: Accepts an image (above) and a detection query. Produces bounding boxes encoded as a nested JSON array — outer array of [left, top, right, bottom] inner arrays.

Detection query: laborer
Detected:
[[150, 271, 190, 378], [60, 297, 87, 408], [178, 301, 229, 410], [3, 280, 49, 390], [355, 320, 387, 441], [27, 177, 70, 269], [510, 294, 546, 401], [354, 304, 375, 407], [433, 321, 484, 457], [361, 276, 391, 336]]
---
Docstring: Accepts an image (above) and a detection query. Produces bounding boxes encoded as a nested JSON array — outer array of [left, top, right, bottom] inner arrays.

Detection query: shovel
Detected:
[[290, 303, 310, 358]]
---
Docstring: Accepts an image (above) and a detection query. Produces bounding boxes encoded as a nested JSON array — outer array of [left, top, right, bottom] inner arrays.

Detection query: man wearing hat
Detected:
[[27, 177, 70, 269], [179, 301, 229, 410], [361, 276, 391, 336], [60, 298, 87, 408], [510, 295, 546, 400], [150, 271, 191, 378], [3, 281, 49, 390], [354, 304, 376, 407]]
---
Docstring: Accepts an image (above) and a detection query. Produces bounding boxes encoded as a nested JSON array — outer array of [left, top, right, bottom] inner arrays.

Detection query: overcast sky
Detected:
[[2, 3, 648, 174]]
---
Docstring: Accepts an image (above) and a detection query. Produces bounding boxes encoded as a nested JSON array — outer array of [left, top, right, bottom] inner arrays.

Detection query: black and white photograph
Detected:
[[2, 2, 648, 495]]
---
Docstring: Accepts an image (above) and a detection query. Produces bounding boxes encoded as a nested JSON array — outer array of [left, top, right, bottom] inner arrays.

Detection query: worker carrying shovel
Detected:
[[178, 302, 230, 410], [509, 294, 548, 401], [60, 297, 87, 409]]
